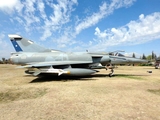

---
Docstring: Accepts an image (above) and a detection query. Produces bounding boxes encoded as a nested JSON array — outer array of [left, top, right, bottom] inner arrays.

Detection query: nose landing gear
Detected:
[[105, 64, 114, 77]]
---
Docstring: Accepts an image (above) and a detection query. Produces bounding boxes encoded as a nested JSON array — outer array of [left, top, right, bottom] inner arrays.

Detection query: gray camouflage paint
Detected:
[[9, 34, 148, 76]]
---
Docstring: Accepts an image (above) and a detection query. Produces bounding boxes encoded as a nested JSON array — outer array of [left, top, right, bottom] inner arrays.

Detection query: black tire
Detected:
[[109, 73, 112, 77]]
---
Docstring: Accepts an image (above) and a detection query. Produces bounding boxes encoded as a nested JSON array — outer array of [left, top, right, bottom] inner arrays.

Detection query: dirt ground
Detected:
[[0, 64, 160, 120]]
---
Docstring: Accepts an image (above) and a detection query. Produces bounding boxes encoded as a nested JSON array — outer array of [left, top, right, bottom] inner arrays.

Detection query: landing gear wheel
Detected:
[[109, 69, 114, 77], [109, 73, 113, 77]]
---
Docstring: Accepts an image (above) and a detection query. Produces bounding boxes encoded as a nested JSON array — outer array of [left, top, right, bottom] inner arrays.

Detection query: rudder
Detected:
[[8, 34, 51, 52]]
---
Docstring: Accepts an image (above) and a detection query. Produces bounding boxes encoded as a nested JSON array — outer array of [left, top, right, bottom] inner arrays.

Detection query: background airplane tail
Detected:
[[8, 34, 51, 52]]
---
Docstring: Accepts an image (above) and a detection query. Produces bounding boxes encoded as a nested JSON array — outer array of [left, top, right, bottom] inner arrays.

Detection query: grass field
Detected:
[[0, 64, 160, 120]]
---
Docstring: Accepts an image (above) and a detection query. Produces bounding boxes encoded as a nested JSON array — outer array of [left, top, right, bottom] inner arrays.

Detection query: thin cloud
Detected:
[[55, 0, 136, 48], [37, 0, 47, 19], [0, 0, 136, 44], [3, 0, 42, 32], [40, 0, 78, 40], [0, 0, 137, 53], [74, 2, 108, 35], [93, 12, 160, 49], [0, 33, 12, 58], [74, 0, 136, 35], [0, 33, 5, 45]]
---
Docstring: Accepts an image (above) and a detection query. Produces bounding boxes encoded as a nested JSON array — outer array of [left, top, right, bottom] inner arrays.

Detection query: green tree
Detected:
[[132, 53, 136, 58], [142, 54, 146, 59], [2, 58, 6, 64], [152, 51, 155, 60], [154, 54, 157, 60], [146, 55, 152, 61]]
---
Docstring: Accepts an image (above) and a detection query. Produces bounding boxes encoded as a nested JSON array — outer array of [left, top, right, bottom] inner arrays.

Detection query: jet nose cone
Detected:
[[127, 58, 149, 64]]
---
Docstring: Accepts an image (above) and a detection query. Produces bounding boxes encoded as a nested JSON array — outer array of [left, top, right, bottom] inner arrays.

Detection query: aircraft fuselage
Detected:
[[10, 51, 111, 67]]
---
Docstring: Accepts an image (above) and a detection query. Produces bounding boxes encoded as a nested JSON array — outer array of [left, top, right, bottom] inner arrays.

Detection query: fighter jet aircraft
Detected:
[[8, 34, 147, 77]]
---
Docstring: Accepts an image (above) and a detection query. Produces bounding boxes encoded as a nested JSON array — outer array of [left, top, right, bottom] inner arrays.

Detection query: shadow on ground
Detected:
[[115, 74, 148, 77], [29, 74, 110, 83], [27, 73, 148, 83]]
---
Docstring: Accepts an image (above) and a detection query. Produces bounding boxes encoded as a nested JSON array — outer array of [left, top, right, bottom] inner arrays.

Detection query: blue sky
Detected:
[[0, 0, 160, 59]]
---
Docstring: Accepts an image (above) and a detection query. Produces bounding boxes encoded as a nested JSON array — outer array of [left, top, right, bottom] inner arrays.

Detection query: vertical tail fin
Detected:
[[8, 34, 51, 52]]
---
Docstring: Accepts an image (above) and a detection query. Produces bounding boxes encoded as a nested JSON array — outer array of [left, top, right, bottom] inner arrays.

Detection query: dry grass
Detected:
[[0, 88, 47, 103], [0, 64, 160, 120]]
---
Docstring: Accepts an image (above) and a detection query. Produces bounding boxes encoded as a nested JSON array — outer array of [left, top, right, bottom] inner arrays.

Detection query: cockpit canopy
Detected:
[[109, 52, 125, 57]]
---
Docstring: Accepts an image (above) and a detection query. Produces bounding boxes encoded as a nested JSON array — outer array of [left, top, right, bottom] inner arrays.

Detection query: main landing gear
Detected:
[[109, 69, 114, 77], [105, 64, 114, 77]]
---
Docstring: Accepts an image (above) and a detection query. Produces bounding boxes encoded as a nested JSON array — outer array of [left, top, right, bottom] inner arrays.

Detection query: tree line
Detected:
[[0, 58, 12, 64], [132, 51, 160, 61]]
